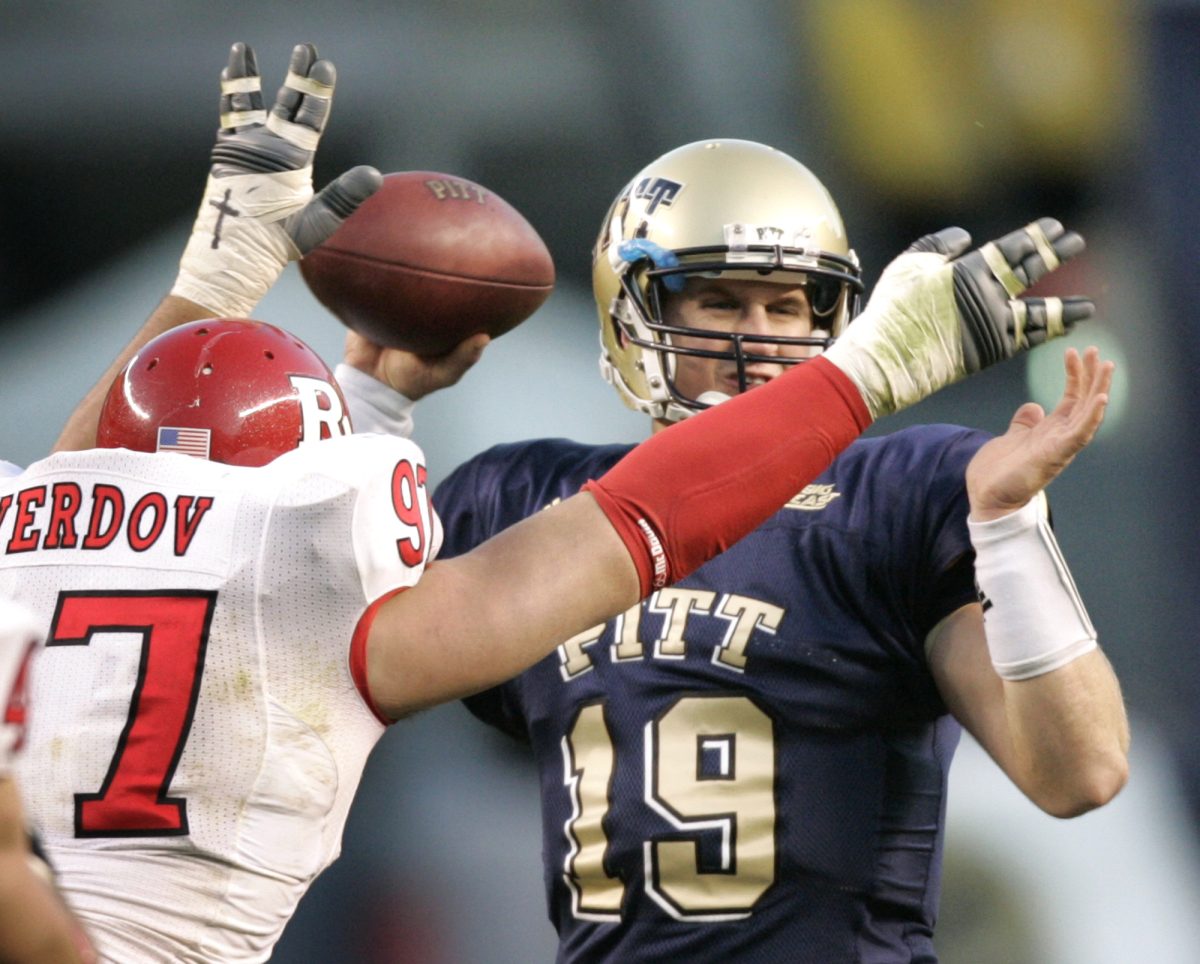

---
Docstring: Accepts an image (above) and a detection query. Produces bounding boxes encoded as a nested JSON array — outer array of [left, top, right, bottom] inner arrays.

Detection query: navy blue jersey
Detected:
[[434, 424, 987, 963]]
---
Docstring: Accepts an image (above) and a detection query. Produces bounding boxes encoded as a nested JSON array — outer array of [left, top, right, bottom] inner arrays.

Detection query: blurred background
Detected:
[[3, 1, 1199, 960]]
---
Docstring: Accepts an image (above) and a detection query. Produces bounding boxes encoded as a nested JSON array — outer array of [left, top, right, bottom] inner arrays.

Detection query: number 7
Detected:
[[48, 590, 216, 837]]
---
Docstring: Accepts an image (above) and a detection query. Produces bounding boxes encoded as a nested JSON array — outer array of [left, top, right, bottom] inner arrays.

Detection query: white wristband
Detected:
[[335, 363, 417, 439], [968, 492, 1097, 680]]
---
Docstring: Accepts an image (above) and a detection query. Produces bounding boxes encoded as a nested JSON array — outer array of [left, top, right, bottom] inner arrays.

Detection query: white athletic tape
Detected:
[[1044, 297, 1064, 338], [823, 249, 961, 418], [1010, 299, 1028, 349], [285, 68, 334, 98], [980, 242, 1025, 298], [969, 493, 1097, 681], [1025, 220, 1061, 272], [220, 109, 267, 130], [265, 113, 322, 152], [171, 168, 313, 317], [221, 75, 261, 95]]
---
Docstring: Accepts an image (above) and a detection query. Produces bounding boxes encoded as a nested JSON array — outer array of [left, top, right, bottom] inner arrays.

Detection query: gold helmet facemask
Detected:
[[593, 139, 863, 422]]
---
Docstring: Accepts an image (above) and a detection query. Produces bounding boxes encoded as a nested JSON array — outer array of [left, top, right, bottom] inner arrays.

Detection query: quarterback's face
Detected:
[[662, 277, 822, 402]]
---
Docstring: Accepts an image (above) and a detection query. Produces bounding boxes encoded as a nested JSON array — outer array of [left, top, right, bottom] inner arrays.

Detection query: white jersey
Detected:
[[0, 436, 441, 962], [0, 595, 39, 776]]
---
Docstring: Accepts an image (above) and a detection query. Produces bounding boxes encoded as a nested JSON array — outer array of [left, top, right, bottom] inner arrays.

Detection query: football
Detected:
[[300, 171, 555, 355]]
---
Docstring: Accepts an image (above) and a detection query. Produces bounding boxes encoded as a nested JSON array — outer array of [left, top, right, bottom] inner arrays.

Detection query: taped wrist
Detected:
[[170, 168, 312, 317], [969, 493, 1097, 680], [584, 357, 871, 596], [822, 251, 962, 418], [335, 363, 416, 439]]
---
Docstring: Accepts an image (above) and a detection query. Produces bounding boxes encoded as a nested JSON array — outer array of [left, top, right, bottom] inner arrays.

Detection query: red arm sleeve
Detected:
[[583, 356, 871, 596]]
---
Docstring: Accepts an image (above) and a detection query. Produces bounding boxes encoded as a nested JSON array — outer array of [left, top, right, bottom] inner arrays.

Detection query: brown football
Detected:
[[300, 171, 555, 355]]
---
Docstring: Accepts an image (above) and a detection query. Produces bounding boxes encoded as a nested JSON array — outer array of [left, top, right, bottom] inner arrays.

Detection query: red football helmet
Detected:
[[97, 319, 353, 467]]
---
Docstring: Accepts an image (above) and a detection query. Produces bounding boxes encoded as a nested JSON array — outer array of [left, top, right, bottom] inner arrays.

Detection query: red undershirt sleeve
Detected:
[[583, 356, 871, 596]]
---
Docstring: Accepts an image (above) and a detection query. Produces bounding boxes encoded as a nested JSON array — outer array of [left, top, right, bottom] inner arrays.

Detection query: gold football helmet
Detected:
[[592, 139, 863, 422]]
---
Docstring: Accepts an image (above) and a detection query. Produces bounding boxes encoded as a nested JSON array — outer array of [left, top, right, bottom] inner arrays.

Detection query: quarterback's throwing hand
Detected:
[[825, 218, 1093, 418], [342, 329, 492, 402], [172, 42, 382, 318]]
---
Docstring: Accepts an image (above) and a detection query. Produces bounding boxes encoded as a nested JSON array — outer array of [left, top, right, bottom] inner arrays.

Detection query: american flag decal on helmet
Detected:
[[157, 426, 212, 459]]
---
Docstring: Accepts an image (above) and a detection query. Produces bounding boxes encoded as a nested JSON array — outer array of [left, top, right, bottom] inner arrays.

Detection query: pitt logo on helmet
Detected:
[[633, 177, 683, 214]]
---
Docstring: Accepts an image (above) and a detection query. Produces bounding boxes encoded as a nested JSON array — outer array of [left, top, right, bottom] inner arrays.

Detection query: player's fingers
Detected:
[[223, 41, 252, 81], [1079, 348, 1115, 403], [266, 44, 333, 153], [1008, 400, 1046, 432], [1010, 219, 1084, 288], [906, 226, 972, 258], [1010, 296, 1095, 348], [1045, 220, 1085, 264], [1050, 349, 1108, 430], [983, 218, 1085, 294], [1070, 381, 1111, 447], [1053, 346, 1085, 407], [450, 332, 491, 366], [219, 42, 264, 132], [292, 58, 337, 133], [429, 333, 491, 384], [289, 165, 382, 254], [243, 42, 258, 80], [317, 165, 382, 218], [271, 43, 318, 122]]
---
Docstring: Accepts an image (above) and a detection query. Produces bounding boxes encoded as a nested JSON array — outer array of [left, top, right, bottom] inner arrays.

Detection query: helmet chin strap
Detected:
[[695, 390, 732, 408]]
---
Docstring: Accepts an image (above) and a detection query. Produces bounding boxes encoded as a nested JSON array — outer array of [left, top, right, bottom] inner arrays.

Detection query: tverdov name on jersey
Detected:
[[0, 482, 215, 557]]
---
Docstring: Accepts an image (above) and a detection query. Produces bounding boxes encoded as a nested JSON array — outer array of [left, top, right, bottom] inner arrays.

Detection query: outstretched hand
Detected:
[[172, 41, 381, 318], [342, 330, 491, 401], [907, 218, 1094, 372], [824, 218, 1094, 419], [54, 42, 380, 456], [965, 346, 1113, 521]]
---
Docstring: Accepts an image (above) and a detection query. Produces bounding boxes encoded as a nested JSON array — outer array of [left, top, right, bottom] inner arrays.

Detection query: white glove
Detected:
[[825, 218, 1094, 418], [171, 41, 381, 318]]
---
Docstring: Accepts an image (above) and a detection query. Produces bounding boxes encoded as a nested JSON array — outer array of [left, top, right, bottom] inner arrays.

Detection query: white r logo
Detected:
[[289, 375, 352, 444]]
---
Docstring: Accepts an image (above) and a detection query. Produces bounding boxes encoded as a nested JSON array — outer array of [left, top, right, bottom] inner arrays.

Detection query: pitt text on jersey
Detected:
[[557, 587, 784, 682], [0, 481, 215, 557]]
